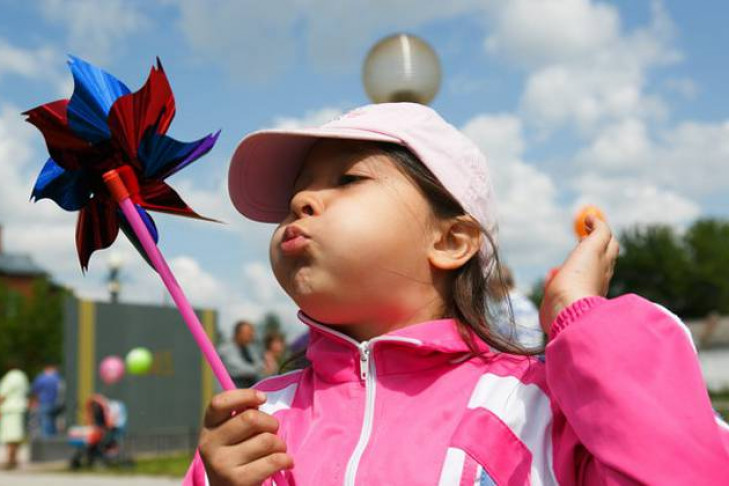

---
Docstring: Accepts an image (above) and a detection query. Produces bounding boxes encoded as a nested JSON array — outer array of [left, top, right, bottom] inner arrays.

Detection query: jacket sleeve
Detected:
[[545, 294, 729, 485]]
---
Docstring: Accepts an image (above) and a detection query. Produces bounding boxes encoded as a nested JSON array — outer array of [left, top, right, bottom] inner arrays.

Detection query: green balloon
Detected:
[[126, 347, 153, 375]]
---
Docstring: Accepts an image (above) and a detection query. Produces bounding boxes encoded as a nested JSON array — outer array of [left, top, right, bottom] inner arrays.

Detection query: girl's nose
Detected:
[[290, 190, 320, 218]]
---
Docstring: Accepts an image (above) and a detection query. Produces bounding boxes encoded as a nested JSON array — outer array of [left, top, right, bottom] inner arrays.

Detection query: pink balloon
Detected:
[[99, 355, 125, 385]]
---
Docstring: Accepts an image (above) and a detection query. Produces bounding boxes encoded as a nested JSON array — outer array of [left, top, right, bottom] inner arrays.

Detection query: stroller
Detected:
[[68, 394, 127, 469]]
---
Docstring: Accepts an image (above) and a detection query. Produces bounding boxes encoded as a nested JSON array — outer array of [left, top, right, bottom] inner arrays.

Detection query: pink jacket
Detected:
[[184, 295, 729, 485]]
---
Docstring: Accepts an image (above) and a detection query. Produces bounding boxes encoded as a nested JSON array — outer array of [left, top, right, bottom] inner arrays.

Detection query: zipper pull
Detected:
[[358, 341, 370, 382]]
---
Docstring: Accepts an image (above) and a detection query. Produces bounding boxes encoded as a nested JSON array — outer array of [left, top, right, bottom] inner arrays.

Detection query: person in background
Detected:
[[31, 364, 63, 437], [218, 320, 263, 389], [262, 334, 287, 377], [0, 362, 29, 470], [488, 264, 545, 350]]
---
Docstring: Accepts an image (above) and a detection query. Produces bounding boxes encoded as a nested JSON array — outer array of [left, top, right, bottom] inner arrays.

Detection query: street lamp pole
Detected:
[[107, 253, 123, 303]]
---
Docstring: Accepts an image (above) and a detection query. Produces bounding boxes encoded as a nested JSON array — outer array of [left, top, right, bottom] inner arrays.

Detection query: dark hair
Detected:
[[264, 332, 285, 351], [233, 320, 253, 338], [374, 142, 543, 357]]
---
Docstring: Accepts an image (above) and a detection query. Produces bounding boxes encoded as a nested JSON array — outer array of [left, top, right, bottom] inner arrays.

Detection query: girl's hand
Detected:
[[540, 216, 619, 335], [199, 389, 293, 486]]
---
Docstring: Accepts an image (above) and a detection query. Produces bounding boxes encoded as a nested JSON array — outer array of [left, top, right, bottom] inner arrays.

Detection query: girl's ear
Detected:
[[428, 216, 481, 271]]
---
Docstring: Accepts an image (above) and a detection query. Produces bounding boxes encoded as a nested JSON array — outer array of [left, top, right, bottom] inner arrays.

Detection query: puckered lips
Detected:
[[280, 224, 310, 254]]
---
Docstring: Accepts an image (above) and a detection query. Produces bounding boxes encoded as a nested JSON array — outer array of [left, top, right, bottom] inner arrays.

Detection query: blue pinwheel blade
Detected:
[[138, 130, 220, 180], [31, 158, 91, 211], [67, 55, 131, 143], [136, 204, 159, 243]]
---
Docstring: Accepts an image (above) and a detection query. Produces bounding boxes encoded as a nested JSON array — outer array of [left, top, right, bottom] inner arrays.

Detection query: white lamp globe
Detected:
[[362, 33, 442, 105]]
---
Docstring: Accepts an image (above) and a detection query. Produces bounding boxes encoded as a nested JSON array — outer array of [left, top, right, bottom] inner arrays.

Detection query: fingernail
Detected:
[[256, 391, 266, 402]]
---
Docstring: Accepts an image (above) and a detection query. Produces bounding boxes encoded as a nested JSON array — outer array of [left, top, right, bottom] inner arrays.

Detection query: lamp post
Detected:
[[107, 252, 123, 303], [362, 33, 442, 105]]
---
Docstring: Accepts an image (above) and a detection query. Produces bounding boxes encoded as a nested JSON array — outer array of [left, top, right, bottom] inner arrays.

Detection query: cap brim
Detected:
[[228, 127, 401, 222]]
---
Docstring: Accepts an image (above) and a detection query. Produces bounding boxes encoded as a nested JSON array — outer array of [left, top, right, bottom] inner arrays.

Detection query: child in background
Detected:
[[262, 334, 286, 377], [185, 103, 729, 485]]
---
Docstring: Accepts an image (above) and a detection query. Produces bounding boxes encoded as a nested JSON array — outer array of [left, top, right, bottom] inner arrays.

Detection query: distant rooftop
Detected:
[[0, 224, 47, 277], [0, 253, 47, 278]]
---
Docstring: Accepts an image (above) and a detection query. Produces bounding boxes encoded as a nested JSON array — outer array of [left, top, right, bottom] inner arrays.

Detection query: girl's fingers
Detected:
[[233, 453, 294, 485], [204, 389, 267, 428], [607, 236, 620, 262], [211, 409, 280, 447], [582, 216, 612, 249], [234, 431, 288, 464]]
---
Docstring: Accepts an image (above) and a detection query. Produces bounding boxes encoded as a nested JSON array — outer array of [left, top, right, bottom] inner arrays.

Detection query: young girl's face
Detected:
[[270, 140, 443, 336]]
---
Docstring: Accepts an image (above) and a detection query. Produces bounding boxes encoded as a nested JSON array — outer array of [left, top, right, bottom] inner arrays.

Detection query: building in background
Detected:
[[688, 315, 729, 391], [0, 225, 48, 299]]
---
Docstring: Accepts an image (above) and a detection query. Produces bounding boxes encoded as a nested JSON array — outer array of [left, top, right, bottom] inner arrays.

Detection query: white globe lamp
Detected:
[[362, 33, 442, 105]]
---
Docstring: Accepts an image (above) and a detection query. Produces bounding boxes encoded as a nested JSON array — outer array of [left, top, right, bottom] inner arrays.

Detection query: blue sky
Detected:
[[1, 0, 727, 337]]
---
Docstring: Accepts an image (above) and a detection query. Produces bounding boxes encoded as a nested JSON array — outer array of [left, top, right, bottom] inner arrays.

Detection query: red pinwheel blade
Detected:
[[76, 197, 120, 270], [107, 59, 175, 167], [138, 180, 218, 222], [24, 100, 96, 171]]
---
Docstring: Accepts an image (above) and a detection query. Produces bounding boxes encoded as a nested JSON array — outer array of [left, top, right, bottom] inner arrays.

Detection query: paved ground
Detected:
[[0, 444, 182, 485], [0, 471, 181, 485]]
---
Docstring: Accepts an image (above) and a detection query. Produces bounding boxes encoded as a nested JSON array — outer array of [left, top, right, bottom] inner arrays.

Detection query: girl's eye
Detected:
[[337, 174, 364, 186]]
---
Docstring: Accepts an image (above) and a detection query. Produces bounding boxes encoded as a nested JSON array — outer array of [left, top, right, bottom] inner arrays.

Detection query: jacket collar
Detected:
[[298, 311, 492, 383]]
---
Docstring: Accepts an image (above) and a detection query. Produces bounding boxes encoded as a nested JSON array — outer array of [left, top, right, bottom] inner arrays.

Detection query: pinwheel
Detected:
[[25, 56, 235, 391]]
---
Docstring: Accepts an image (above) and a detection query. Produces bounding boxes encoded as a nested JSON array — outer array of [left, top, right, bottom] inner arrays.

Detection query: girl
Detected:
[[185, 103, 729, 485]]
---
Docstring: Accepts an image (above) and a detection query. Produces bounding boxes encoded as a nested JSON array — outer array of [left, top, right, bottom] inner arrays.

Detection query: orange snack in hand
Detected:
[[574, 205, 605, 238]]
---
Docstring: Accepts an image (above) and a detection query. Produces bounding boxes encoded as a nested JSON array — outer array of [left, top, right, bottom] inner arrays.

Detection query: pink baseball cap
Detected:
[[228, 102, 498, 249]]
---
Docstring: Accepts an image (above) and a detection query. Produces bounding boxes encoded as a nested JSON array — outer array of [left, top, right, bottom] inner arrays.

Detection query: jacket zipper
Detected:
[[296, 314, 422, 485], [344, 341, 376, 485]]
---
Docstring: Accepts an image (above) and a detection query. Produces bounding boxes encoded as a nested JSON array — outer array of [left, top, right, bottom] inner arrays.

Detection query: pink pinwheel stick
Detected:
[[104, 169, 235, 391]]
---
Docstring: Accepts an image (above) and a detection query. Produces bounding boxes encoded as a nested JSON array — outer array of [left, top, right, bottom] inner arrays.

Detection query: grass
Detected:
[[67, 452, 194, 477], [128, 452, 193, 477], [710, 388, 729, 421]]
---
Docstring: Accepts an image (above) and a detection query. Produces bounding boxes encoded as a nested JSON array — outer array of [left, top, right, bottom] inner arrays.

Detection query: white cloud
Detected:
[[461, 114, 572, 268], [515, 0, 679, 135], [0, 40, 58, 83], [485, 0, 620, 68], [652, 120, 729, 196], [170, 255, 226, 305], [572, 174, 701, 229], [575, 118, 651, 171], [39, 0, 148, 62], [242, 262, 278, 303], [172, 0, 300, 82], [575, 118, 729, 198], [271, 107, 345, 130], [171, 0, 487, 81]]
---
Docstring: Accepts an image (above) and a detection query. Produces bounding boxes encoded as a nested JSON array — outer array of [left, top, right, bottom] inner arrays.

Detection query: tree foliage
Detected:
[[260, 312, 282, 338], [0, 278, 67, 376], [609, 218, 729, 318]]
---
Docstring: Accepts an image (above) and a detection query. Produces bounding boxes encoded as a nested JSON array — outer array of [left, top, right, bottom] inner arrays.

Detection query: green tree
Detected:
[[609, 225, 693, 314], [684, 219, 729, 315], [260, 312, 282, 338], [608, 218, 729, 318], [528, 278, 546, 308], [0, 278, 67, 376]]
